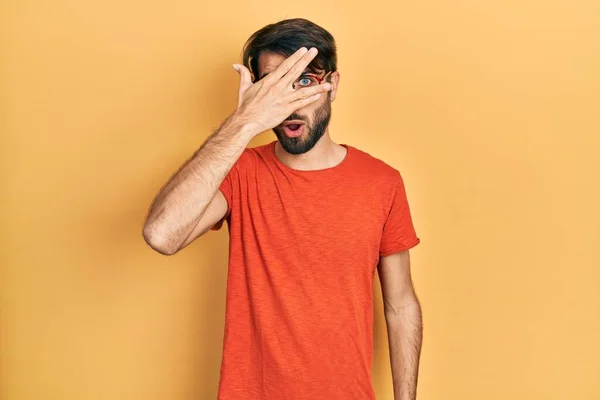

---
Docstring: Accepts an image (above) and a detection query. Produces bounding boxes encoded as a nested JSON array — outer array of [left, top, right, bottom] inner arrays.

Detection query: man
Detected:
[[143, 18, 422, 400]]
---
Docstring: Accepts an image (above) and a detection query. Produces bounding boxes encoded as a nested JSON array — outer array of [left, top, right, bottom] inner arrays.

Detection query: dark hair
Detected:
[[242, 18, 337, 81]]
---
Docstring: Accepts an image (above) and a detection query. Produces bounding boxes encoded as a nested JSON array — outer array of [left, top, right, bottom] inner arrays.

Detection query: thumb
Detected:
[[233, 64, 252, 91]]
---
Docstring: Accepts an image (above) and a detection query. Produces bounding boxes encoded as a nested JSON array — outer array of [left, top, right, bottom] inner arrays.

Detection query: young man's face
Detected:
[[257, 52, 339, 155]]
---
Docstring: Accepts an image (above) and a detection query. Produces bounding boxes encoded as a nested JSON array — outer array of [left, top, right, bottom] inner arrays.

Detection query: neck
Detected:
[[275, 131, 346, 171]]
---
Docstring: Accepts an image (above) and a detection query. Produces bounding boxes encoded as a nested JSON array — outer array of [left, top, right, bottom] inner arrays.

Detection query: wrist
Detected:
[[228, 111, 262, 141]]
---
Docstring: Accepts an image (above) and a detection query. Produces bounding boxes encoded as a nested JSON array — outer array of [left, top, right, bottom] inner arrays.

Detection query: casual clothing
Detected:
[[212, 140, 420, 399]]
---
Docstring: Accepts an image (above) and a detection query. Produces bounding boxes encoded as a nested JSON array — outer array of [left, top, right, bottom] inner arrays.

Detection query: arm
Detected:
[[142, 46, 331, 255], [377, 250, 422, 400], [142, 117, 254, 255]]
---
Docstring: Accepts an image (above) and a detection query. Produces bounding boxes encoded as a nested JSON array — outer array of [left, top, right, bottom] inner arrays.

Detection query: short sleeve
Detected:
[[379, 172, 420, 256], [210, 164, 237, 231]]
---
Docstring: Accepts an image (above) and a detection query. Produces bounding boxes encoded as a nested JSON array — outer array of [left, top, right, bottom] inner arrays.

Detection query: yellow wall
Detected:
[[2, 1, 599, 399]]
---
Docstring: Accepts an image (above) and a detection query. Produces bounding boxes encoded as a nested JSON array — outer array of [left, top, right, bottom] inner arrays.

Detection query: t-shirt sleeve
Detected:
[[210, 163, 237, 231], [379, 172, 420, 256]]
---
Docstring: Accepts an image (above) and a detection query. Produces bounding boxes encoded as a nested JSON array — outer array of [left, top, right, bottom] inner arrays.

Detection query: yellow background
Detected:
[[2, 0, 599, 399]]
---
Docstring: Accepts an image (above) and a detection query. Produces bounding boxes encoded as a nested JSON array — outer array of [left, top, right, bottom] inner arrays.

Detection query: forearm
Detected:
[[386, 299, 423, 400], [143, 113, 255, 253]]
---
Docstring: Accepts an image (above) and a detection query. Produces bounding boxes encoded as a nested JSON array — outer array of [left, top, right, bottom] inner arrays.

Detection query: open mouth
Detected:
[[282, 120, 306, 138]]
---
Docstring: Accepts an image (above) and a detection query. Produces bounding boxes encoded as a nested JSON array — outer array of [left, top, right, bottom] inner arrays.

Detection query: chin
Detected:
[[275, 133, 311, 155]]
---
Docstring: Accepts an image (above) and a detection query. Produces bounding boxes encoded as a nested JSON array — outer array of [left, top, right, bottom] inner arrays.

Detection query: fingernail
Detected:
[[324, 83, 331, 90], [309, 47, 318, 55], [300, 47, 308, 53]]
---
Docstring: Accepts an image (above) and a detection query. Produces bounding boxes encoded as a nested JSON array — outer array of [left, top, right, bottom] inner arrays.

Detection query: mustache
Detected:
[[285, 113, 306, 122]]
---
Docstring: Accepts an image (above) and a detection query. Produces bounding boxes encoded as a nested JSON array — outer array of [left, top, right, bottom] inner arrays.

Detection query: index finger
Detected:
[[262, 47, 316, 84]]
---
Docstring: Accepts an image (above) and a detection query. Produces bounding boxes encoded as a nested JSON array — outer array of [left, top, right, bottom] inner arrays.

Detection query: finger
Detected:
[[288, 82, 331, 101], [289, 92, 323, 110], [262, 47, 309, 84], [233, 64, 252, 92], [279, 47, 320, 87]]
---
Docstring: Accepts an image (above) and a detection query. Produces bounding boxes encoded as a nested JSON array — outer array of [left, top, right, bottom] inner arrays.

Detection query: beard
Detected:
[[273, 97, 332, 155]]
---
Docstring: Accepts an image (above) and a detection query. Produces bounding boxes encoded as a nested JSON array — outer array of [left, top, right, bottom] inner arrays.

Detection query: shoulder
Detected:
[[346, 144, 404, 184]]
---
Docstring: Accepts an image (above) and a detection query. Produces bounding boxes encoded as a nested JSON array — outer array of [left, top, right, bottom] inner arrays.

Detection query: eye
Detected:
[[297, 76, 313, 87]]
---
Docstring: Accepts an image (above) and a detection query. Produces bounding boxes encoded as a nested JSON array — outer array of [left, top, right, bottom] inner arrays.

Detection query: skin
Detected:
[[378, 251, 423, 400], [143, 47, 330, 255], [143, 46, 422, 400], [257, 51, 346, 170]]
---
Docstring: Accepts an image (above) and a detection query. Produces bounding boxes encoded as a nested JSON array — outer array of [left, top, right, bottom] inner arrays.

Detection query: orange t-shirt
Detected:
[[211, 140, 420, 399]]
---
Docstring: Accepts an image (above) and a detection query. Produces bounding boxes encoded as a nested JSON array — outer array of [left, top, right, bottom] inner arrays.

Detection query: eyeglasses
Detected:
[[292, 71, 332, 90]]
